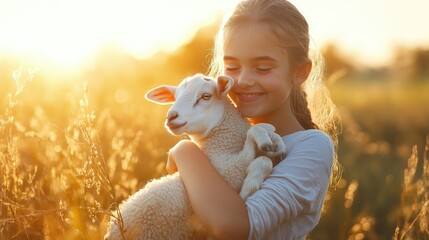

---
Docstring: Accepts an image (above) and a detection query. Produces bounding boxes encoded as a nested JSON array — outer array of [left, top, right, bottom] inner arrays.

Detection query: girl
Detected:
[[169, 0, 341, 239]]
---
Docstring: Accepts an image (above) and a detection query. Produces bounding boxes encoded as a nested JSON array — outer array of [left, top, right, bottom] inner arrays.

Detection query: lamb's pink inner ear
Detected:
[[216, 76, 233, 96], [145, 85, 176, 105]]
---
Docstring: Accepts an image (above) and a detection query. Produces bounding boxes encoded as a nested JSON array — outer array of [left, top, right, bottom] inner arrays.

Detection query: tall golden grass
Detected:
[[1, 68, 128, 239]]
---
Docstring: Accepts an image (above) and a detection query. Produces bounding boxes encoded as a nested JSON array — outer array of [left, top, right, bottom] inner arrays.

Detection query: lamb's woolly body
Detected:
[[106, 98, 252, 240], [108, 173, 193, 239]]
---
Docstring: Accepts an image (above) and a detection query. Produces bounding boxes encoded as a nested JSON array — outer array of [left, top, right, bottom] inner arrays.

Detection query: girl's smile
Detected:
[[234, 91, 266, 103]]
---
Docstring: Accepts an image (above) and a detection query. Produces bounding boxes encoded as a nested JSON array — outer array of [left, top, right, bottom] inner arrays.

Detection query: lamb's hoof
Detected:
[[261, 143, 278, 152]]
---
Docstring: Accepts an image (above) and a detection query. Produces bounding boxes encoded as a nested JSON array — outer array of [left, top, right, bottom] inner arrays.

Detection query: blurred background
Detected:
[[0, 0, 428, 239]]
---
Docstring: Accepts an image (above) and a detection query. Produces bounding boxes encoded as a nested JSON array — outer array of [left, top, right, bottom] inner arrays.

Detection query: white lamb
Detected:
[[105, 73, 286, 240]]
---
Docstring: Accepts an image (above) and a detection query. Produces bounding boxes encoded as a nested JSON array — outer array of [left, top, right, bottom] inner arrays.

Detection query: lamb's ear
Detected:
[[216, 75, 234, 96], [145, 85, 177, 105]]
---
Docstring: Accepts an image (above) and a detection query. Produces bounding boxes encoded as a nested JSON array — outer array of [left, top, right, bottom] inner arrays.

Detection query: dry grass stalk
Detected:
[[394, 135, 429, 240]]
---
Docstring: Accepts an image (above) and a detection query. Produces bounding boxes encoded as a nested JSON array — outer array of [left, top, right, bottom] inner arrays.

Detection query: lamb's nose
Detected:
[[167, 111, 179, 122]]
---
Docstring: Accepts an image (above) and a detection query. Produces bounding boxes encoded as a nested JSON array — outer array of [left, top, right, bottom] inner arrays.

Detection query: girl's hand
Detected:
[[167, 140, 201, 174]]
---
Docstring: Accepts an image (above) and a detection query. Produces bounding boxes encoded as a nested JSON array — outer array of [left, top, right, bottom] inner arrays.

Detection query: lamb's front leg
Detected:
[[239, 156, 272, 200], [238, 123, 287, 200]]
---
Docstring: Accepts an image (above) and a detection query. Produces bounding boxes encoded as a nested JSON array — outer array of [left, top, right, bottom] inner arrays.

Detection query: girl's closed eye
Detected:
[[255, 64, 274, 74], [225, 65, 240, 73], [256, 66, 272, 73]]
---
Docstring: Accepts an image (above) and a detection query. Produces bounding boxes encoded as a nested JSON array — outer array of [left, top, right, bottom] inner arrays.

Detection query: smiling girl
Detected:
[[168, 0, 341, 239]]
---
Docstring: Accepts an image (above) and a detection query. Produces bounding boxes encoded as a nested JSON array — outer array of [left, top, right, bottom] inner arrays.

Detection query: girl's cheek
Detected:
[[225, 71, 238, 79]]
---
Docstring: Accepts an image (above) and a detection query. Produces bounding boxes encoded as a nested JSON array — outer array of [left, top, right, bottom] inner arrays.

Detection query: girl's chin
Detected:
[[236, 106, 261, 118]]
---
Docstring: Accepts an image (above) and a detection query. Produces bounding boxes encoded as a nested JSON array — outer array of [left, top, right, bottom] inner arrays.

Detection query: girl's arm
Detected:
[[169, 140, 250, 240]]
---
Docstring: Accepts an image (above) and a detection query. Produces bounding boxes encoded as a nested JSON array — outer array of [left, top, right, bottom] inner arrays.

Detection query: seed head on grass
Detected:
[[395, 135, 429, 239]]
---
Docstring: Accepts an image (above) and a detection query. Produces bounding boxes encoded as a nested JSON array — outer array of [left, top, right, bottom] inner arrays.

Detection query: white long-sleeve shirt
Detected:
[[246, 129, 334, 240]]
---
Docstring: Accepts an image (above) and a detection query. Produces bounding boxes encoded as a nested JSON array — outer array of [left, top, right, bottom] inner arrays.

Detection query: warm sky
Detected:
[[0, 0, 428, 67]]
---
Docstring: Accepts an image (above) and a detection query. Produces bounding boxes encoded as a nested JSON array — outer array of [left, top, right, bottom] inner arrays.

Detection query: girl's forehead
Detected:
[[223, 22, 285, 59]]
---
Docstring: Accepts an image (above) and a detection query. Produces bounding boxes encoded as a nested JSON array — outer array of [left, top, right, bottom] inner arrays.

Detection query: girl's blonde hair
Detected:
[[208, 0, 342, 186]]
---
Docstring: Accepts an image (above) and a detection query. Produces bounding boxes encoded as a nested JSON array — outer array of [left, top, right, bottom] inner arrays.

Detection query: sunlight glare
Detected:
[[0, 0, 237, 67]]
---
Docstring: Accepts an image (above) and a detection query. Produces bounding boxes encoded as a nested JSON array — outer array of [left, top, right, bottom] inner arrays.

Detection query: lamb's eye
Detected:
[[201, 93, 211, 100], [194, 93, 212, 106]]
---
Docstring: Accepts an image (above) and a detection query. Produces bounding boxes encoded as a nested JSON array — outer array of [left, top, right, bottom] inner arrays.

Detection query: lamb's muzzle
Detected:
[[166, 110, 179, 122]]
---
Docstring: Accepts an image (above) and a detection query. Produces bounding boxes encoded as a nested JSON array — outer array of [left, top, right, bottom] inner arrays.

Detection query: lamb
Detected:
[[104, 73, 286, 240]]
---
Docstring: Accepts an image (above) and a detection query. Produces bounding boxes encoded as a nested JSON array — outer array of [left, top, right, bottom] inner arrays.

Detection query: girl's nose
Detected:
[[237, 70, 256, 87]]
